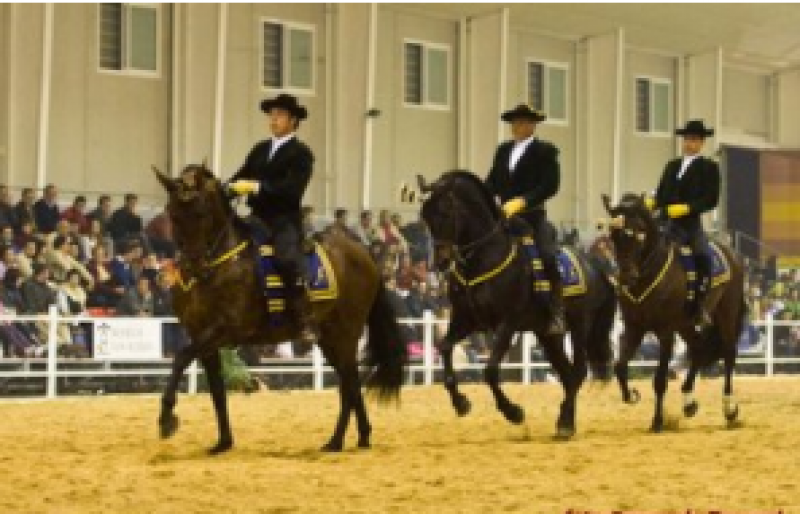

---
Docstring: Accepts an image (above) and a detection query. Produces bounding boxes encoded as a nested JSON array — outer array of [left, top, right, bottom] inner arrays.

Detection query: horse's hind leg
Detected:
[[722, 349, 739, 425], [540, 333, 578, 439], [679, 329, 701, 418], [201, 349, 234, 454], [159, 345, 198, 439], [485, 326, 524, 424]]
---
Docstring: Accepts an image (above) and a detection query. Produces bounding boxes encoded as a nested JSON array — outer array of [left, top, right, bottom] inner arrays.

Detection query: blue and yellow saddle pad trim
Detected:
[[520, 237, 587, 298], [677, 241, 730, 301], [258, 243, 338, 322]]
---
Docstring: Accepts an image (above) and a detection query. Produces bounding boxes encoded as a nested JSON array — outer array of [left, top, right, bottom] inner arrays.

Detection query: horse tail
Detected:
[[586, 257, 617, 381], [364, 281, 407, 403]]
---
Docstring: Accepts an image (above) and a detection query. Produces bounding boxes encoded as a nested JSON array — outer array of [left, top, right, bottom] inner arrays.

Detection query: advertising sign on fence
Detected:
[[93, 319, 163, 360]]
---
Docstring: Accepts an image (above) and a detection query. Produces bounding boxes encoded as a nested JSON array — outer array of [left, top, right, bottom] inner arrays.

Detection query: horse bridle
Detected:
[[435, 191, 506, 264]]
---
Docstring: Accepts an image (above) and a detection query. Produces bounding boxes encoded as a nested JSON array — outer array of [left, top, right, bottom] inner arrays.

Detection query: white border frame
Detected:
[[634, 75, 673, 138], [259, 17, 316, 97], [96, 3, 162, 79], [402, 38, 452, 111], [525, 58, 570, 126]]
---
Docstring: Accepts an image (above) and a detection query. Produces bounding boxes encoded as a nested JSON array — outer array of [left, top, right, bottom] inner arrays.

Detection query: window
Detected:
[[404, 41, 450, 109], [635, 77, 672, 135], [526, 60, 569, 124], [98, 3, 160, 75], [261, 20, 315, 94]]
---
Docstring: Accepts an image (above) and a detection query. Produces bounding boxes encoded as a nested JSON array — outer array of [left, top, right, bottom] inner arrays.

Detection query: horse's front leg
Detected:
[[159, 344, 199, 439], [651, 331, 676, 433], [485, 325, 524, 424], [615, 327, 645, 405], [437, 320, 474, 417]]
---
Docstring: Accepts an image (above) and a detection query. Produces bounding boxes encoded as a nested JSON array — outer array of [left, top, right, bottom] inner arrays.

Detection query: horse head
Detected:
[[416, 171, 502, 271], [599, 193, 658, 286], [153, 163, 233, 259]]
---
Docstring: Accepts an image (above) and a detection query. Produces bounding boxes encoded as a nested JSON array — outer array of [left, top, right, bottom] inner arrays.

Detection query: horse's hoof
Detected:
[[208, 439, 233, 455], [555, 425, 575, 440], [454, 395, 472, 417], [357, 439, 371, 450], [501, 404, 525, 425], [725, 405, 739, 423], [649, 421, 664, 433], [321, 441, 343, 453], [627, 388, 641, 405], [683, 400, 699, 418], [159, 414, 179, 439]]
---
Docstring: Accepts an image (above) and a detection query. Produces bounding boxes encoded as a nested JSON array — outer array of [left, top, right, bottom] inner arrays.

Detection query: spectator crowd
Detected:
[[0, 182, 797, 365]]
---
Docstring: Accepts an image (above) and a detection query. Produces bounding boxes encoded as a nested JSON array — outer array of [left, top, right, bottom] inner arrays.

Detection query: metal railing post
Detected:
[[766, 314, 774, 377], [46, 304, 59, 399], [423, 310, 434, 386], [187, 360, 199, 394], [312, 345, 324, 391], [522, 332, 532, 385]]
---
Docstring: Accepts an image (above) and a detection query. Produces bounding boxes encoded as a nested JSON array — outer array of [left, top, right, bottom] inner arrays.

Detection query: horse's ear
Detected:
[[153, 166, 176, 193], [601, 194, 613, 214], [417, 174, 431, 193]]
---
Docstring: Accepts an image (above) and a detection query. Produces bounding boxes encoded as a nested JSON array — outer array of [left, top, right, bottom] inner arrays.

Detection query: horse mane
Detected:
[[436, 170, 501, 219], [181, 164, 250, 236]]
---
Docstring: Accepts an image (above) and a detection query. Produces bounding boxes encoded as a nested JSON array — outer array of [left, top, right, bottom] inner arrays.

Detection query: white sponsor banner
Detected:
[[93, 319, 163, 360]]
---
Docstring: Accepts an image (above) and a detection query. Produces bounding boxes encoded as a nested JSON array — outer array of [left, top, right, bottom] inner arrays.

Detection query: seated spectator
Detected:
[[87, 194, 112, 235], [13, 188, 36, 234], [81, 218, 114, 262], [43, 235, 94, 287], [116, 275, 154, 316], [20, 264, 57, 342], [1, 224, 18, 253], [109, 241, 140, 293], [57, 269, 88, 317], [396, 254, 415, 291], [0, 269, 40, 356], [61, 195, 90, 234], [108, 193, 143, 248], [14, 220, 40, 249], [44, 219, 72, 249], [353, 210, 379, 247], [145, 207, 176, 258], [34, 184, 61, 234], [400, 214, 431, 265], [16, 239, 42, 279], [86, 245, 121, 308], [0, 245, 18, 280], [0, 185, 17, 229], [377, 209, 409, 255], [140, 253, 161, 285]]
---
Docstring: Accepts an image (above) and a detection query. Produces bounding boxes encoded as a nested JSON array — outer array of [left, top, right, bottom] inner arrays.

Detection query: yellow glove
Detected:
[[229, 180, 260, 196], [667, 203, 690, 218], [502, 197, 526, 218], [644, 197, 655, 211]]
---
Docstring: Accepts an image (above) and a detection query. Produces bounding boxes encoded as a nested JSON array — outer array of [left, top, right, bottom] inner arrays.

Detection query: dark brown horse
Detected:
[[600, 193, 746, 431], [153, 165, 406, 454], [416, 171, 616, 439]]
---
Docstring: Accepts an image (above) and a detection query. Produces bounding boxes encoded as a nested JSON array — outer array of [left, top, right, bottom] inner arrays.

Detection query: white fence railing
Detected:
[[1, 307, 799, 399]]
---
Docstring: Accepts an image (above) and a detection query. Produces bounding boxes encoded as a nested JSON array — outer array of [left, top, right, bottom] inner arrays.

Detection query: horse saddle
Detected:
[[249, 228, 338, 325], [676, 241, 731, 298], [518, 236, 587, 298]]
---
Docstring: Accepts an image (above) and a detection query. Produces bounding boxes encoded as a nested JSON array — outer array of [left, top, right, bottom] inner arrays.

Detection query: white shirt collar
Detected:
[[270, 133, 295, 158], [677, 153, 699, 179], [509, 136, 535, 171]]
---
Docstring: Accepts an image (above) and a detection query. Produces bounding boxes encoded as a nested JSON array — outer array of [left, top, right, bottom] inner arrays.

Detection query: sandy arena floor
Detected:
[[0, 378, 797, 513]]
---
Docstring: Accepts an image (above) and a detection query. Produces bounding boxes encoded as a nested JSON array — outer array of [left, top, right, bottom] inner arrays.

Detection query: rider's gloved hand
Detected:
[[501, 197, 526, 218], [229, 180, 260, 196], [666, 203, 690, 218], [644, 197, 656, 211]]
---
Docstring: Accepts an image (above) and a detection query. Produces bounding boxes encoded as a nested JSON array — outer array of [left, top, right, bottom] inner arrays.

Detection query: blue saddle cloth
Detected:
[[252, 233, 337, 326], [518, 237, 587, 298], [676, 242, 730, 290]]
